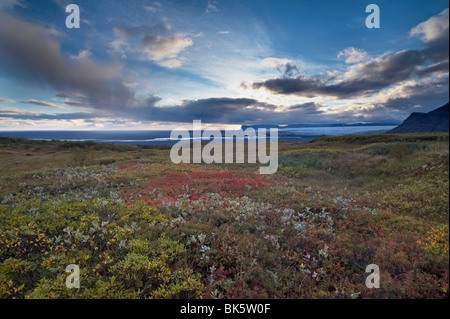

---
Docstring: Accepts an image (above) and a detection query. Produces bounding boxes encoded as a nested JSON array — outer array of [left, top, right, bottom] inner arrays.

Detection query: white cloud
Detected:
[[27, 99, 64, 109], [108, 39, 126, 58], [109, 21, 192, 68], [144, 6, 158, 13], [193, 32, 205, 37], [218, 30, 230, 35], [70, 50, 91, 60], [144, 2, 163, 14], [0, 97, 16, 104], [157, 58, 183, 69], [261, 57, 292, 68], [410, 8, 449, 43], [337, 47, 368, 64], [142, 34, 193, 66], [205, 0, 218, 13], [0, 106, 33, 116]]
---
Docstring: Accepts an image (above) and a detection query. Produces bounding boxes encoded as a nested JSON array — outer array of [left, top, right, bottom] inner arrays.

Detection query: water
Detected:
[[0, 126, 396, 146]]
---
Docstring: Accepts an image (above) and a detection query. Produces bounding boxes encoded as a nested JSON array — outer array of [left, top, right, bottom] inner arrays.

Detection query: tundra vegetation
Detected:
[[0, 133, 448, 299]]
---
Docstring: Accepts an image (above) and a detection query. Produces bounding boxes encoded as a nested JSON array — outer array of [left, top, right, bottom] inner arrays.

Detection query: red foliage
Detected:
[[212, 266, 230, 280], [336, 219, 386, 238], [125, 171, 273, 205], [225, 279, 267, 299]]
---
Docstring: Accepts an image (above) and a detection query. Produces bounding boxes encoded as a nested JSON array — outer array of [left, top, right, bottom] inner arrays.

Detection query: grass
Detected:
[[0, 133, 448, 299]]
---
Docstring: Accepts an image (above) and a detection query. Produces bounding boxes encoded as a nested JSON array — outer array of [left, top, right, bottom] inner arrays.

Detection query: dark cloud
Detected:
[[0, 14, 159, 116], [332, 77, 450, 124], [358, 50, 423, 84], [140, 99, 323, 124], [119, 98, 275, 123], [251, 49, 431, 99], [411, 8, 449, 62], [249, 9, 449, 100], [380, 77, 449, 112], [417, 61, 450, 78], [0, 99, 323, 125], [252, 76, 322, 97], [288, 102, 322, 113], [0, 15, 121, 87], [284, 63, 299, 77]]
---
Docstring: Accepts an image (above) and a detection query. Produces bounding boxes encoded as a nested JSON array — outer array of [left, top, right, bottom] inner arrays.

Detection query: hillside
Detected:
[[387, 103, 449, 134]]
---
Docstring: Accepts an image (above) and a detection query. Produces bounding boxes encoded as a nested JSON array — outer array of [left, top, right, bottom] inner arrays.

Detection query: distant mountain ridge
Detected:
[[387, 103, 449, 134], [241, 122, 399, 130]]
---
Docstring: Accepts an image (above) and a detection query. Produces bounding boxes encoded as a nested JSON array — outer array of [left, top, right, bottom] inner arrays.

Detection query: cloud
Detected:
[[205, 0, 218, 13], [252, 76, 321, 97], [0, 107, 29, 117], [102, 98, 325, 125], [0, 14, 122, 89], [144, 3, 162, 14], [142, 34, 193, 68], [0, 97, 323, 125], [261, 57, 299, 77], [249, 10, 449, 101], [334, 77, 450, 123], [26, 99, 64, 109], [355, 50, 423, 84], [1, 9, 448, 128], [411, 8, 449, 62], [375, 77, 449, 111], [0, 97, 16, 104], [288, 102, 323, 113], [51, 0, 69, 10], [251, 40, 447, 99], [218, 30, 230, 35], [113, 23, 172, 40], [252, 50, 424, 99], [261, 58, 292, 68], [111, 21, 193, 69], [0, 107, 97, 120], [410, 8, 449, 43], [144, 6, 157, 13], [417, 60, 449, 78], [0, 0, 25, 9], [0, 14, 148, 116], [70, 50, 91, 60], [338, 47, 368, 64], [156, 58, 183, 69], [113, 97, 273, 123]]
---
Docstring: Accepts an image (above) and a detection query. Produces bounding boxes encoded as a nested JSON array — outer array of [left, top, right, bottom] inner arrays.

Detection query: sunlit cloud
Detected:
[[26, 99, 64, 109], [337, 47, 369, 64], [410, 8, 449, 43]]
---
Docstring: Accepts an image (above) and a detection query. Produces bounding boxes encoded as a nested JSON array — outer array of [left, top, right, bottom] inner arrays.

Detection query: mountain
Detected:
[[241, 122, 398, 130], [387, 103, 449, 134]]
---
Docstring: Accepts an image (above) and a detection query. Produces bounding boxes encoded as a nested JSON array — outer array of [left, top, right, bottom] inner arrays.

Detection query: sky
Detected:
[[0, 0, 448, 130]]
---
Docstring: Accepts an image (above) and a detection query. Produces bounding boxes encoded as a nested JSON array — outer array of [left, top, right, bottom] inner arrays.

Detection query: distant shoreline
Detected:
[[0, 126, 396, 146]]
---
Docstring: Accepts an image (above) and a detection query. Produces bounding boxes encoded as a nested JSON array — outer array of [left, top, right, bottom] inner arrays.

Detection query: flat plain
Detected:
[[0, 133, 448, 299]]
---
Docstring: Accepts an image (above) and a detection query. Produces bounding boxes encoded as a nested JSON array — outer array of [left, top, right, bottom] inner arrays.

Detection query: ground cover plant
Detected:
[[0, 133, 448, 299]]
